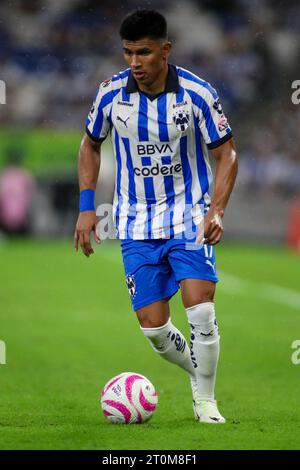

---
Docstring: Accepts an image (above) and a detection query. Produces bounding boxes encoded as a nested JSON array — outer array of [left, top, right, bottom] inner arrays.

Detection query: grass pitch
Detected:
[[0, 239, 299, 450]]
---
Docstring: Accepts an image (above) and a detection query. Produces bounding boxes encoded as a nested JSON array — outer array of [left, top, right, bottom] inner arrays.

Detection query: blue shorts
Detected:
[[121, 234, 218, 311]]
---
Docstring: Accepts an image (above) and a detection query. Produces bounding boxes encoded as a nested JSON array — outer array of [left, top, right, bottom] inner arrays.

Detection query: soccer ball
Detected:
[[100, 372, 158, 424]]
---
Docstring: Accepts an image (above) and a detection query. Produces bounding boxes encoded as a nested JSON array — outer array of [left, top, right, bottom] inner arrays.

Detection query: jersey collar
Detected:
[[125, 64, 179, 94]]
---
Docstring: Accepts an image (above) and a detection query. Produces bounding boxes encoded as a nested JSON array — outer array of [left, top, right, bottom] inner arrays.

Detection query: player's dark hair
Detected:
[[119, 9, 167, 41]]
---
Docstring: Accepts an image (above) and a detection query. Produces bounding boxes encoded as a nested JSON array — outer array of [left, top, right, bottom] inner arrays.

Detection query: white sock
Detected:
[[186, 302, 220, 401], [141, 318, 196, 378]]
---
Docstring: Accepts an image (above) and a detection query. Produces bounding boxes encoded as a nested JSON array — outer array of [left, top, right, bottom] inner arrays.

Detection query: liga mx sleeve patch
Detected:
[[101, 78, 112, 88]]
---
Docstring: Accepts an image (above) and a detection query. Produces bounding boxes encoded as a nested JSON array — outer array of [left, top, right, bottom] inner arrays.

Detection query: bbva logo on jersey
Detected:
[[137, 144, 173, 155], [173, 110, 190, 132]]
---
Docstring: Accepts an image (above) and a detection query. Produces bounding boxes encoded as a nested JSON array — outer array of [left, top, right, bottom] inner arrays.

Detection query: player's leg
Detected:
[[181, 279, 219, 398], [168, 241, 225, 423], [181, 279, 225, 423], [121, 238, 196, 380], [137, 299, 196, 378]]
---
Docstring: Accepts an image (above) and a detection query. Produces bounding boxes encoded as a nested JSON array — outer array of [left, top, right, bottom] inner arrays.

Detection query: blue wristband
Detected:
[[79, 189, 95, 212]]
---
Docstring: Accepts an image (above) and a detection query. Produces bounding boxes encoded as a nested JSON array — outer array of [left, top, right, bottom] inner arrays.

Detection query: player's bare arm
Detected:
[[74, 133, 101, 257], [201, 138, 238, 245]]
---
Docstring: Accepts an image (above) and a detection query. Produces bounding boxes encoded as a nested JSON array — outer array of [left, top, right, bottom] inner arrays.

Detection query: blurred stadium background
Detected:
[[1, 0, 300, 450], [0, 0, 300, 243]]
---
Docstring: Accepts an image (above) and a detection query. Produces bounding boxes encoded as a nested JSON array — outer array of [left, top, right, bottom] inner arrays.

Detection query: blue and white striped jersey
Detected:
[[86, 65, 232, 239]]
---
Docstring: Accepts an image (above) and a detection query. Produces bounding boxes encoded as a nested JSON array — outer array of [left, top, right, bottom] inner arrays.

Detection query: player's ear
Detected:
[[162, 41, 172, 60]]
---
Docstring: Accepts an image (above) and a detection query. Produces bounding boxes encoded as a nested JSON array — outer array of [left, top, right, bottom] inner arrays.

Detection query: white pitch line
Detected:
[[96, 249, 300, 311], [262, 284, 300, 311], [218, 270, 300, 311]]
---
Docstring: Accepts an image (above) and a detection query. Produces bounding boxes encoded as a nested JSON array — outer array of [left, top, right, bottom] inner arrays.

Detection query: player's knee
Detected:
[[136, 307, 169, 329], [182, 282, 215, 309], [186, 289, 215, 308], [138, 316, 168, 329]]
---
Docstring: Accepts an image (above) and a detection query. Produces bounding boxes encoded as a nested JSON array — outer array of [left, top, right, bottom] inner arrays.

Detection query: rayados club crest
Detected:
[[173, 109, 190, 132], [126, 274, 136, 298]]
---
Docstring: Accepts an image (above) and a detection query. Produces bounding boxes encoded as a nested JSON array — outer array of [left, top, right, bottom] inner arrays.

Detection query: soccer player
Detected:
[[74, 9, 238, 423]]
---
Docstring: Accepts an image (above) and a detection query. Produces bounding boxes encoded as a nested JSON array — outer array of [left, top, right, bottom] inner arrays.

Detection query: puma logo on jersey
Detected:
[[200, 330, 214, 337], [117, 115, 130, 127], [206, 260, 216, 272]]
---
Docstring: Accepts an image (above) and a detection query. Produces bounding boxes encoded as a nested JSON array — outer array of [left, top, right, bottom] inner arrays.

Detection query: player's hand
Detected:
[[74, 211, 101, 257], [196, 208, 224, 245]]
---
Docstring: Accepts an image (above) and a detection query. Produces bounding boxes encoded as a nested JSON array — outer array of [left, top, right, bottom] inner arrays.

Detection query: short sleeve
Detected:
[[85, 79, 113, 142], [197, 86, 232, 149]]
